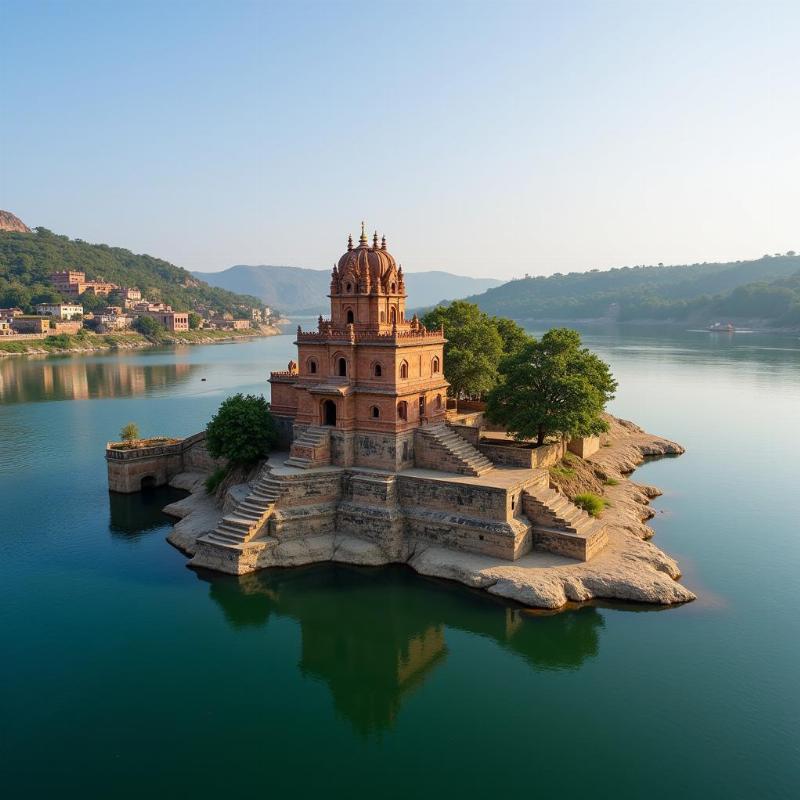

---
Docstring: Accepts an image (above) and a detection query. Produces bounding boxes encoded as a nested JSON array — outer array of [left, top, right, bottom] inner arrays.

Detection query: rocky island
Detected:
[[106, 227, 694, 611]]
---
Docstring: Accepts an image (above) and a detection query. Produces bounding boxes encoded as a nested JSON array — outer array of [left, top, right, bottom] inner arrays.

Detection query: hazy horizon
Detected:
[[3, 0, 798, 279]]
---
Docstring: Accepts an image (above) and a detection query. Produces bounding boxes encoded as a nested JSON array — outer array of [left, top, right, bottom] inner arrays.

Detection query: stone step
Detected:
[[221, 515, 257, 531], [213, 526, 249, 543], [285, 456, 312, 468], [239, 501, 272, 515]]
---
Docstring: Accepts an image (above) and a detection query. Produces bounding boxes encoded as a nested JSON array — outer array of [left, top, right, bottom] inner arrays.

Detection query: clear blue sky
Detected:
[[2, 0, 798, 278]]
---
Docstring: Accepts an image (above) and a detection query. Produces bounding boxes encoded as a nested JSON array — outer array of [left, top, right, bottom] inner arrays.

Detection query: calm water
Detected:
[[1, 328, 799, 798]]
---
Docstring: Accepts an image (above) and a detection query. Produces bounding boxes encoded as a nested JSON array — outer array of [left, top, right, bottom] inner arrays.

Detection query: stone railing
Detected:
[[296, 325, 444, 345], [105, 431, 205, 461]]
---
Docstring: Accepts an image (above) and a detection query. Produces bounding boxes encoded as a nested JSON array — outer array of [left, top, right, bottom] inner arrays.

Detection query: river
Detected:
[[1, 326, 798, 798]]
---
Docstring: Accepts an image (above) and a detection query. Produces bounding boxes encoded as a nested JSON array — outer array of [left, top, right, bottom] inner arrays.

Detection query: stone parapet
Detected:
[[105, 431, 220, 493]]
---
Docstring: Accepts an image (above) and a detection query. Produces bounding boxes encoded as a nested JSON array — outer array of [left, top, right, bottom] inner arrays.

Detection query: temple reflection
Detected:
[[199, 564, 606, 735], [0, 357, 195, 403]]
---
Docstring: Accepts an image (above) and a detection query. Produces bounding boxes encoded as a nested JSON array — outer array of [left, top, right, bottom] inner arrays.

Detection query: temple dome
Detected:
[[334, 226, 403, 291]]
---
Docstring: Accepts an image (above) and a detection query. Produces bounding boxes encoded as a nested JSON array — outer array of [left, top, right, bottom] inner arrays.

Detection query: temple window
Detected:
[[371, 406, 380, 419], [373, 363, 382, 377], [390, 307, 397, 324], [435, 394, 442, 409], [338, 357, 347, 377], [397, 401, 408, 421], [308, 359, 317, 374], [432, 356, 440, 373], [399, 361, 408, 379], [346, 283, 352, 293], [391, 283, 396, 293], [346, 309, 354, 324], [380, 311, 385, 322]]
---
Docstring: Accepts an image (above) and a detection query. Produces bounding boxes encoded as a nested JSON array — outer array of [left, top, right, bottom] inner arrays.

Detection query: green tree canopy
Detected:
[[492, 315, 530, 357], [205, 393, 277, 467], [132, 315, 165, 338], [422, 301, 505, 398], [486, 328, 617, 445], [188, 312, 202, 329]]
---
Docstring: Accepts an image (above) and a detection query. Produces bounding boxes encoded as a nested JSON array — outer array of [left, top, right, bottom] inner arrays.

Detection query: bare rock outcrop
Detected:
[[0, 210, 31, 233]]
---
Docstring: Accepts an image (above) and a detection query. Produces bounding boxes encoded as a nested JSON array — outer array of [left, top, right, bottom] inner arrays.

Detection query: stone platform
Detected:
[[161, 418, 693, 610]]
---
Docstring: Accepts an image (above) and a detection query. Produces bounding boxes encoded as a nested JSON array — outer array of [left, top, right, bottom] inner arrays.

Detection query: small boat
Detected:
[[708, 322, 735, 332]]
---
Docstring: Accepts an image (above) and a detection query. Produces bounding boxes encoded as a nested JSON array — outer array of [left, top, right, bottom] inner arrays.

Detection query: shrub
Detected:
[[603, 477, 620, 486], [206, 393, 277, 467], [120, 422, 139, 442], [204, 466, 228, 494], [44, 333, 72, 349], [573, 492, 608, 518], [133, 315, 165, 338]]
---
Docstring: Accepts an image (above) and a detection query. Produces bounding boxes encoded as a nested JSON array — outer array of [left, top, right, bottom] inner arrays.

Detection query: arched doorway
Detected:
[[322, 399, 337, 426], [338, 358, 347, 377]]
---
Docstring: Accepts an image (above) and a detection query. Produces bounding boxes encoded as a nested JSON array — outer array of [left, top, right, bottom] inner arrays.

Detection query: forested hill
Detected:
[[464, 252, 800, 326], [0, 227, 263, 314]]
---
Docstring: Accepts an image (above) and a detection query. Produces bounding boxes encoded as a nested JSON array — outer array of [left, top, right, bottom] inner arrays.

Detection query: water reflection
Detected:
[[0, 357, 197, 403], [199, 565, 605, 735], [108, 485, 188, 540]]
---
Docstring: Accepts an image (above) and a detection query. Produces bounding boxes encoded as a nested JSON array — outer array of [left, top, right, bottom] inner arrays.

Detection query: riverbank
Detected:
[[0, 324, 283, 356], [162, 415, 694, 611]]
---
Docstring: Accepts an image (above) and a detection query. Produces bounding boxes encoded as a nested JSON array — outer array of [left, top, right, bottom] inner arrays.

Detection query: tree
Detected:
[[188, 312, 202, 329], [133, 314, 165, 338], [205, 393, 277, 467], [120, 422, 140, 442], [421, 301, 504, 398], [486, 328, 617, 445], [492, 315, 531, 357]]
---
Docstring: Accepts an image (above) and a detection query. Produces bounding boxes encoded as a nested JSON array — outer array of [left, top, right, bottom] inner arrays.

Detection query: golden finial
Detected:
[[381, 234, 387, 250], [359, 220, 368, 245], [372, 230, 378, 249]]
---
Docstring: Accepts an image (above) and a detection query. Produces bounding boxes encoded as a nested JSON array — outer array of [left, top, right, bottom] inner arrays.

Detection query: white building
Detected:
[[35, 303, 84, 319]]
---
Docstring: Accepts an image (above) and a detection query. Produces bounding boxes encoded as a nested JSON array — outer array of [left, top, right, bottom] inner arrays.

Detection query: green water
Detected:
[[1, 329, 799, 798]]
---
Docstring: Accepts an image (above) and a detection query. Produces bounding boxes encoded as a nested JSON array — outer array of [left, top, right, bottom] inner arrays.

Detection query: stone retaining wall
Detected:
[[477, 439, 566, 469], [106, 431, 222, 493]]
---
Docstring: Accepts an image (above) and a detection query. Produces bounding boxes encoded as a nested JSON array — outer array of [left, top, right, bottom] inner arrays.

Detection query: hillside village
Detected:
[[0, 267, 274, 341], [0, 211, 276, 345]]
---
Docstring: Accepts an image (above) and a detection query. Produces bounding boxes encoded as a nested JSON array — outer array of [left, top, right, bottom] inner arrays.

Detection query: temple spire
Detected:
[[372, 230, 379, 249], [359, 220, 368, 246], [381, 234, 387, 250], [347, 234, 353, 251]]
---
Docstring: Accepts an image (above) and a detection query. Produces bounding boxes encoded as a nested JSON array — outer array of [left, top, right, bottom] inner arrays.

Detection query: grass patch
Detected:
[[573, 492, 608, 518], [549, 456, 576, 479], [603, 477, 620, 486], [204, 466, 229, 494]]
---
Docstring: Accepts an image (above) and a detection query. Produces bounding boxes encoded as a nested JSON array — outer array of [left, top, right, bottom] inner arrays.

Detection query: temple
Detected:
[[269, 223, 454, 470], [108, 226, 610, 576]]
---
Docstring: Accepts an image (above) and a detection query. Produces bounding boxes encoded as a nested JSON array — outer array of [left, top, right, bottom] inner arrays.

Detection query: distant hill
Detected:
[[193, 264, 503, 314], [462, 252, 800, 327], [0, 224, 263, 315]]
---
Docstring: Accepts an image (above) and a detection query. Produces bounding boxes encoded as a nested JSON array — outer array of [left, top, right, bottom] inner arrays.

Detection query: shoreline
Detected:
[[0, 324, 284, 357], [511, 316, 800, 334], [162, 416, 695, 612]]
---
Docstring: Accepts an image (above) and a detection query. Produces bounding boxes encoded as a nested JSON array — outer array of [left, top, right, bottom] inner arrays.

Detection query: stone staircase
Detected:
[[417, 424, 494, 476], [285, 425, 331, 469], [202, 469, 283, 548], [521, 487, 608, 561]]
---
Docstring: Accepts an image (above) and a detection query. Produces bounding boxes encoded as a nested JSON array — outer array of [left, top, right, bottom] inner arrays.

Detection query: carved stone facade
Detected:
[[269, 226, 449, 469]]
